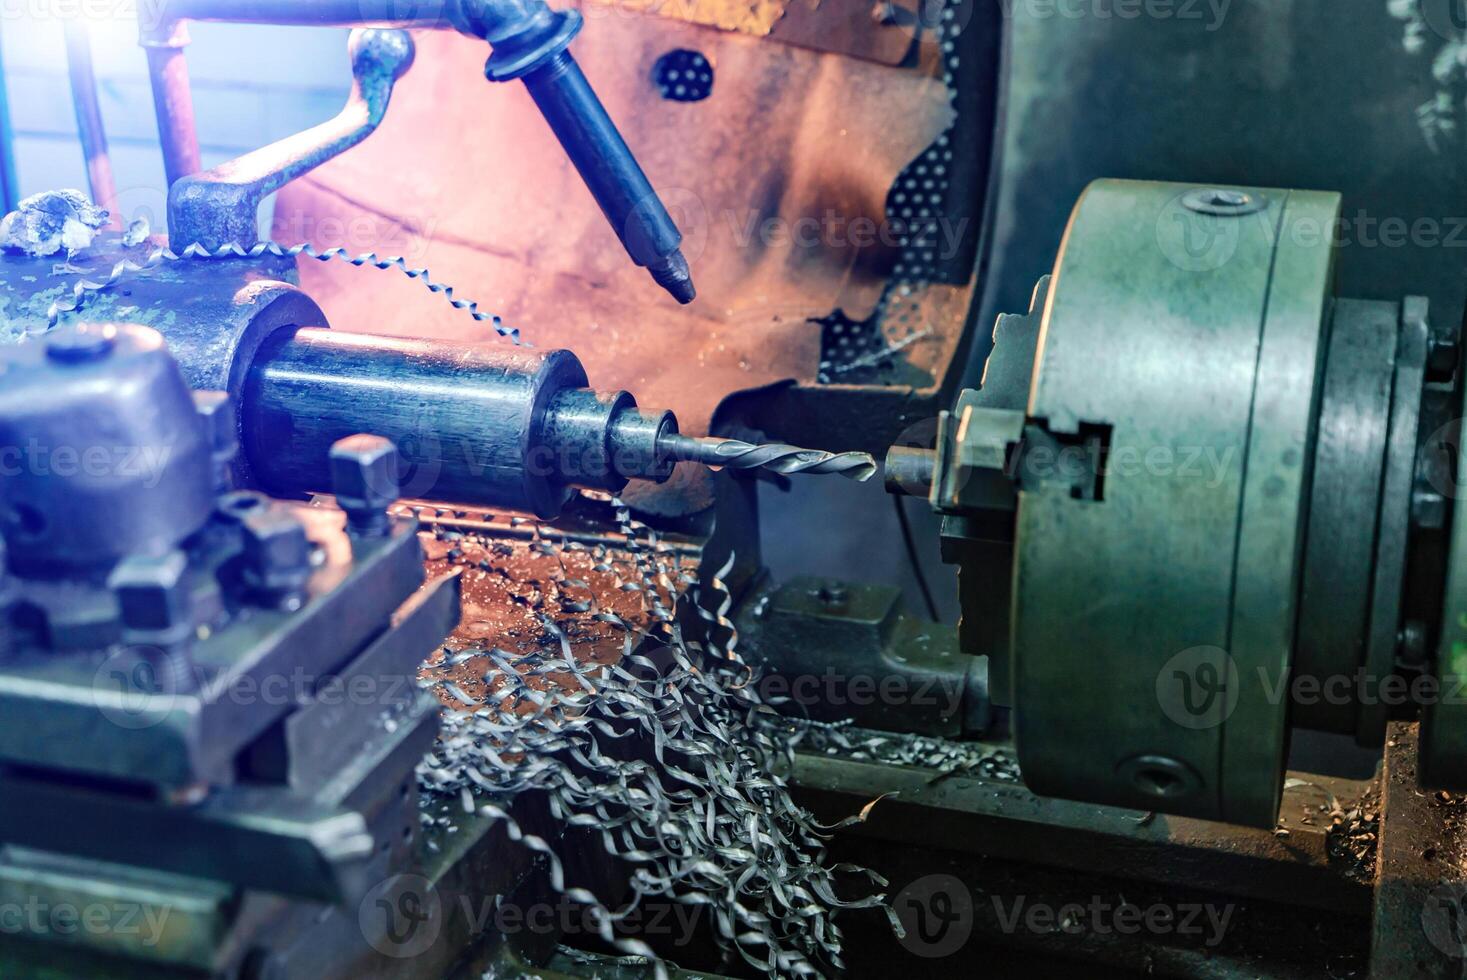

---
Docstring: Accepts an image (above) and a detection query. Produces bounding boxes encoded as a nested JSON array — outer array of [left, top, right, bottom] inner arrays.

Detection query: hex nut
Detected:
[[331, 435, 400, 533], [241, 507, 312, 595], [108, 550, 191, 632], [193, 390, 238, 457]]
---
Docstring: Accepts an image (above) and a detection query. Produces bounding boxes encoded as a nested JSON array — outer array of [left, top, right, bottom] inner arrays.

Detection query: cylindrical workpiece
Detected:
[[240, 329, 671, 518]]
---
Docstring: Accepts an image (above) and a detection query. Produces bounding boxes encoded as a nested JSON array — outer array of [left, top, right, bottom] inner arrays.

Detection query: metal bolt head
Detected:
[[45, 323, 117, 363], [816, 584, 850, 612], [331, 435, 400, 531], [108, 550, 191, 631], [1413, 488, 1450, 532], [1428, 336, 1460, 383], [241, 507, 312, 594], [217, 491, 269, 523], [192, 390, 237, 458], [1398, 620, 1430, 668]]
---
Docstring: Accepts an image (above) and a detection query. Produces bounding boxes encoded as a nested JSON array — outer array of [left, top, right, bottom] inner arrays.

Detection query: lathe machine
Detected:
[[4, 2, 1467, 978]]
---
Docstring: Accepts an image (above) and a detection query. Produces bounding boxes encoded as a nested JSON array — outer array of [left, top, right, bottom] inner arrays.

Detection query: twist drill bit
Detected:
[[659, 434, 878, 482]]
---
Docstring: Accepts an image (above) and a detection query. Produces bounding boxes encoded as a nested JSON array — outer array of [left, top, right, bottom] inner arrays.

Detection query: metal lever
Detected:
[[167, 29, 415, 251], [148, 0, 694, 303], [479, 1, 696, 303]]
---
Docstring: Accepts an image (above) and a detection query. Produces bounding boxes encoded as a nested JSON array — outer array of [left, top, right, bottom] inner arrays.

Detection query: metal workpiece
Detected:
[[883, 445, 937, 497], [541, 387, 678, 489], [659, 434, 879, 482], [0, 323, 215, 574], [167, 28, 415, 251], [242, 327, 608, 518]]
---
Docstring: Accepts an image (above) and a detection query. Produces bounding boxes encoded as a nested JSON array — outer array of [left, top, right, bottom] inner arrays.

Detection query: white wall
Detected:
[[0, 14, 352, 231]]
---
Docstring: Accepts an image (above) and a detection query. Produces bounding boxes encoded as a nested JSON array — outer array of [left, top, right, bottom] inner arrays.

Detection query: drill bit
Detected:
[[659, 434, 878, 482]]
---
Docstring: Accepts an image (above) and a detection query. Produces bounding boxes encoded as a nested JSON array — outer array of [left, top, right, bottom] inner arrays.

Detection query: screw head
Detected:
[[1429, 335, 1460, 383], [331, 435, 400, 530], [108, 550, 191, 631], [1413, 488, 1450, 531], [45, 324, 117, 363], [192, 390, 237, 456], [241, 507, 312, 596]]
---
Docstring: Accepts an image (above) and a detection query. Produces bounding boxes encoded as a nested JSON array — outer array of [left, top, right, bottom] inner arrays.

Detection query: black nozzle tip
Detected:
[[649, 250, 696, 305]]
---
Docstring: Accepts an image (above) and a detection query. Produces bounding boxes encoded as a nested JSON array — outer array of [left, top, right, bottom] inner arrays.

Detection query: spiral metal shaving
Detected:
[[416, 499, 887, 978], [661, 435, 878, 483], [41, 241, 523, 344]]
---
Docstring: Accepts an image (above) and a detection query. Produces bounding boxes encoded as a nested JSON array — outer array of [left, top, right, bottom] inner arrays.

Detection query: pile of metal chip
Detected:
[[414, 498, 884, 977]]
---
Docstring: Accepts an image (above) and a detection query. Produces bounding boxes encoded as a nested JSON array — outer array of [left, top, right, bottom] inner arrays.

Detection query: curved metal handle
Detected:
[[167, 29, 415, 251]]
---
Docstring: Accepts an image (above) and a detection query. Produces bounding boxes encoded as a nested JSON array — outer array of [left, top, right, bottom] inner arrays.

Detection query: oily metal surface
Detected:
[[0, 232, 299, 340], [1011, 179, 1338, 827], [276, 17, 965, 505], [1292, 299, 1398, 737], [1218, 188, 1342, 824]]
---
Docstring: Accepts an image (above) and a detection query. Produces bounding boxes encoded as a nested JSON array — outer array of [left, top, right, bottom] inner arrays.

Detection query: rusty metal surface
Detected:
[[412, 508, 696, 708], [0, 232, 297, 340], [585, 0, 922, 65], [788, 728, 1379, 916], [276, 18, 968, 479]]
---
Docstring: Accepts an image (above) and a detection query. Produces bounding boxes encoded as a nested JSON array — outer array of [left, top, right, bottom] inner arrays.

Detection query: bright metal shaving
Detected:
[[415, 497, 885, 978], [39, 240, 523, 343], [772, 718, 1022, 784]]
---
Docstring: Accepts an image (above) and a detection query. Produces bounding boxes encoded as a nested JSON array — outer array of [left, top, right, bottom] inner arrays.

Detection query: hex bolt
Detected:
[[193, 390, 238, 494], [1398, 620, 1429, 669], [107, 549, 198, 693], [1412, 487, 1450, 532], [1428, 335, 1461, 383], [241, 507, 313, 610], [216, 490, 270, 523], [816, 584, 850, 613], [44, 323, 117, 364], [330, 434, 401, 538]]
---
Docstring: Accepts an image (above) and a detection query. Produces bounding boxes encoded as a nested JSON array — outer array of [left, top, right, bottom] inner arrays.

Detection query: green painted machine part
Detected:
[[893, 179, 1465, 828]]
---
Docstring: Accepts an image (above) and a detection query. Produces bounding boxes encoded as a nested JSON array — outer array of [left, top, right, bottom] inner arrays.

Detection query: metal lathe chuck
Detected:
[[890, 179, 1467, 827]]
